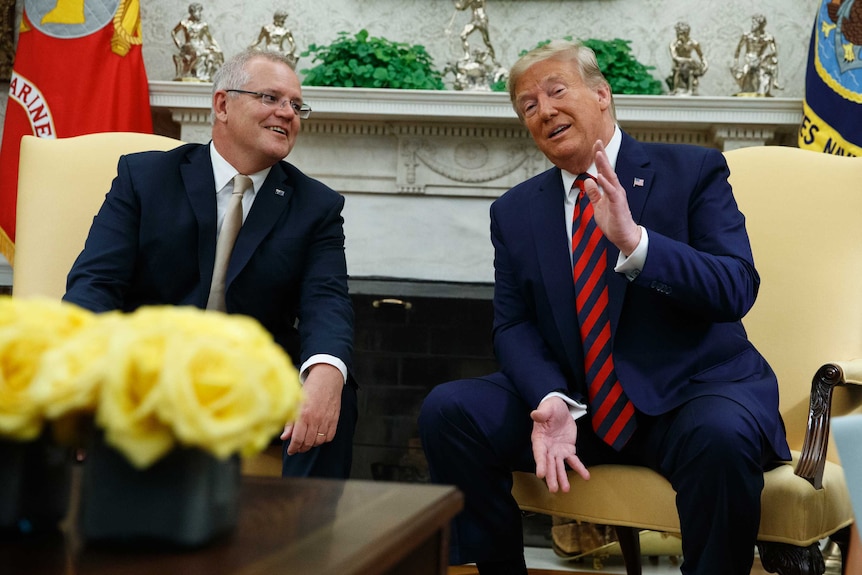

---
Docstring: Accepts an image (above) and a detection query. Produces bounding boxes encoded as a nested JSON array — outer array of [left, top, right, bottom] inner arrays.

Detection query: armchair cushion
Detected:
[[514, 452, 852, 548], [759, 455, 852, 546], [514, 466, 679, 534]]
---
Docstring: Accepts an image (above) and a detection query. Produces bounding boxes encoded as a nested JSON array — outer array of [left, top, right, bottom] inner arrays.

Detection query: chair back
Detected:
[[726, 146, 862, 452], [13, 132, 184, 300]]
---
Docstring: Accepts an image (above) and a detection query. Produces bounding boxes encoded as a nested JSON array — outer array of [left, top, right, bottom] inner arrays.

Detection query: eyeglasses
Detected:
[[226, 89, 312, 119]]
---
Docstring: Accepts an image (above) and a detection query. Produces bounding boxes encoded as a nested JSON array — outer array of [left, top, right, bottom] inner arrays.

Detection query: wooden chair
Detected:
[[13, 132, 184, 300], [512, 145, 862, 575]]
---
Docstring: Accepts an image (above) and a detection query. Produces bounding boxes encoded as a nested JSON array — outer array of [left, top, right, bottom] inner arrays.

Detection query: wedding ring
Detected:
[[317, 432, 326, 436]]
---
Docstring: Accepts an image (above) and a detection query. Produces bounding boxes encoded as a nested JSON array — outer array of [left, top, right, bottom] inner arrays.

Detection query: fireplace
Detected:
[[348, 279, 496, 482], [347, 280, 555, 549]]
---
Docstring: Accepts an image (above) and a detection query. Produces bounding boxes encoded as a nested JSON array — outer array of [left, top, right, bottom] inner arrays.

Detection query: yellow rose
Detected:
[[0, 297, 94, 440], [95, 319, 179, 468], [30, 312, 121, 420], [95, 307, 302, 468]]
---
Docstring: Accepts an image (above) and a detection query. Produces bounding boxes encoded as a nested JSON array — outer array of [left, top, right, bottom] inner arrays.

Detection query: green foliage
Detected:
[[583, 38, 663, 95], [521, 37, 664, 95], [489, 78, 508, 92], [300, 29, 446, 90]]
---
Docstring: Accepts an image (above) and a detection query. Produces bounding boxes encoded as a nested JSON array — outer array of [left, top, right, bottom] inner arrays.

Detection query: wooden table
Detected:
[[0, 476, 463, 575]]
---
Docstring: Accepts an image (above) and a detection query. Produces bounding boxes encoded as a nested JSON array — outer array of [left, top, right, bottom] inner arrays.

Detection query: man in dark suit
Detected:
[[64, 48, 356, 479], [419, 40, 790, 575]]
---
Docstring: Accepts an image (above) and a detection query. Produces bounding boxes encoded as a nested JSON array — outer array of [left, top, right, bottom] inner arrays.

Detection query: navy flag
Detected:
[[799, 0, 862, 156]]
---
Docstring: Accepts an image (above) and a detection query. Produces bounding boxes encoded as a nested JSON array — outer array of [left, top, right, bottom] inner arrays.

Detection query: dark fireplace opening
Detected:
[[348, 279, 554, 549], [348, 279, 497, 483]]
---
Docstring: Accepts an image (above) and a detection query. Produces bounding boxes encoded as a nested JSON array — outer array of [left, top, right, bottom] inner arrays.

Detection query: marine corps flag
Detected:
[[799, 0, 862, 155], [0, 0, 152, 265]]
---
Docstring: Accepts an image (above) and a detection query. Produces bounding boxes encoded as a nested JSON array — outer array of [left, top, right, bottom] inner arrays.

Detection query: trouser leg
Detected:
[[418, 373, 534, 567], [646, 395, 771, 575]]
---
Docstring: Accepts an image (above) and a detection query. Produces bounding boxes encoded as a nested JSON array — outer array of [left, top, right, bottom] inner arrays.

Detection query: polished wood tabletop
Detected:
[[0, 476, 463, 575]]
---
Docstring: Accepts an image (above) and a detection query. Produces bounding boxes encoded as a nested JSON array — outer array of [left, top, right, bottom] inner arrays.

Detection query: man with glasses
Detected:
[[65, 48, 357, 479]]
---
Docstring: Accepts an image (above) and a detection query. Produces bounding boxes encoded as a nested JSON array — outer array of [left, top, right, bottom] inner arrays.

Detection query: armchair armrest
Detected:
[[796, 359, 862, 489]]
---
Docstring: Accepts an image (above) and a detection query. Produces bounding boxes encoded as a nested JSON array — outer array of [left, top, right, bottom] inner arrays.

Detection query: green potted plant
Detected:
[[300, 29, 446, 90], [515, 37, 664, 95]]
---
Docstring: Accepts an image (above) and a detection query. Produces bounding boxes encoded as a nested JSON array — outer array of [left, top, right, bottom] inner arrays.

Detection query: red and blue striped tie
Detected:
[[572, 174, 636, 450]]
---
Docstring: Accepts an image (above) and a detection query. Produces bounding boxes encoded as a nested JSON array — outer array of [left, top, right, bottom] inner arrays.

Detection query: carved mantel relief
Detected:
[[396, 127, 543, 196]]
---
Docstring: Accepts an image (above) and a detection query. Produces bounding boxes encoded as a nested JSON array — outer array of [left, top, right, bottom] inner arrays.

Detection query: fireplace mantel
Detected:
[[150, 80, 802, 149], [146, 83, 802, 286]]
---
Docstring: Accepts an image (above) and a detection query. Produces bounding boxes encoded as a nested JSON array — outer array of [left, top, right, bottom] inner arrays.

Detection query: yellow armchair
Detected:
[[12, 131, 291, 479], [13, 132, 184, 300], [512, 146, 862, 574]]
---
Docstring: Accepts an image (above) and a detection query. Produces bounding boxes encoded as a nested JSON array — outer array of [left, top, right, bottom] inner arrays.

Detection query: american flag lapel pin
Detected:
[[633, 177, 644, 188], [275, 189, 285, 196]]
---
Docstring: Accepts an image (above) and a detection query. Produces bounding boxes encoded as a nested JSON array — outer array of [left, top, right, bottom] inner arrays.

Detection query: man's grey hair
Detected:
[[210, 48, 297, 123]]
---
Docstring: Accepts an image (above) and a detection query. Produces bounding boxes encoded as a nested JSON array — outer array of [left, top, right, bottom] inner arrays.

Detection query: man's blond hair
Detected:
[[507, 40, 616, 121]]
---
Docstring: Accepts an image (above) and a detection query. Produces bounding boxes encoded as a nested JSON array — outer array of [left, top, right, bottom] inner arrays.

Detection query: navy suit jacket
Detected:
[[64, 142, 354, 377], [490, 132, 789, 458]]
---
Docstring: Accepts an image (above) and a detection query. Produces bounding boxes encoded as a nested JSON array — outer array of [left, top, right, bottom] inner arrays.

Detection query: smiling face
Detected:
[[513, 56, 615, 174], [212, 55, 302, 174]]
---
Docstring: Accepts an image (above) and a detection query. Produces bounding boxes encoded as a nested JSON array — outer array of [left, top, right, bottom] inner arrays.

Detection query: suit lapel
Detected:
[[532, 169, 584, 372], [181, 149, 293, 302], [180, 145, 219, 297], [227, 161, 293, 283], [607, 133, 654, 329]]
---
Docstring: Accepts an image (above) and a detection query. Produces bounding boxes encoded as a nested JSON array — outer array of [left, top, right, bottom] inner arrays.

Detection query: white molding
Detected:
[[150, 81, 803, 143]]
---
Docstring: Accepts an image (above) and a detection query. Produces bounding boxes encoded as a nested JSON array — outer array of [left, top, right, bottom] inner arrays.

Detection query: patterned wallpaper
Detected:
[[139, 0, 820, 97], [0, 0, 821, 145]]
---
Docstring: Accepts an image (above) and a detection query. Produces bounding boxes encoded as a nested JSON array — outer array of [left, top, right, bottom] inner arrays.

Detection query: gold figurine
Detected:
[[667, 22, 708, 96], [171, 3, 224, 82], [731, 14, 781, 97], [249, 10, 298, 69]]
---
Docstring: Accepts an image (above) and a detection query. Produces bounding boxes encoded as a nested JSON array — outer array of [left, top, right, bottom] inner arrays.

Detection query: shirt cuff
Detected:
[[542, 391, 588, 421], [614, 225, 648, 281], [298, 354, 348, 385]]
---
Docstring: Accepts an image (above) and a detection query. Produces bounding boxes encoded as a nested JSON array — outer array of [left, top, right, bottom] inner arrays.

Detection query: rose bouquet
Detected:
[[0, 296, 304, 542], [0, 297, 303, 467]]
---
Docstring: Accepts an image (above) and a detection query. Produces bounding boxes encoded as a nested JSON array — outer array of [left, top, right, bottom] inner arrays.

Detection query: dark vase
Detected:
[[0, 434, 74, 534], [79, 434, 240, 547]]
